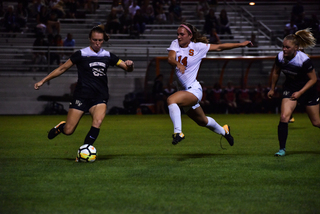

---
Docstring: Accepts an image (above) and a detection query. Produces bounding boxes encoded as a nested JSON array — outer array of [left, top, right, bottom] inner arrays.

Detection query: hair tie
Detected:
[[179, 24, 192, 35], [295, 33, 304, 41]]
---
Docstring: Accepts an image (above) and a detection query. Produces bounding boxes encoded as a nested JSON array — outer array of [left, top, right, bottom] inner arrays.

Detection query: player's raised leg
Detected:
[[305, 104, 320, 128], [187, 106, 234, 146], [48, 121, 66, 139], [48, 108, 83, 139]]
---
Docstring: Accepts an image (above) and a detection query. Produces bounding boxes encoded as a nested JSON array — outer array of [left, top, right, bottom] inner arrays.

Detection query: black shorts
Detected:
[[282, 88, 319, 106], [69, 97, 108, 112]]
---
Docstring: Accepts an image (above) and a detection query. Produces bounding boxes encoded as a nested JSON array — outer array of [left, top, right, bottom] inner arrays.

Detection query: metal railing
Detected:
[[1, 44, 319, 74], [225, 0, 274, 46]]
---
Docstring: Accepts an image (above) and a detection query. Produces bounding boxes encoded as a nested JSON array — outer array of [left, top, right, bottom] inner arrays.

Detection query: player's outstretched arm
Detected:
[[34, 59, 73, 90], [209, 41, 252, 52]]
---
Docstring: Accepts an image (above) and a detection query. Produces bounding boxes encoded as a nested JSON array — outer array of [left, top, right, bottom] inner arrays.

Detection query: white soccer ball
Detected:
[[77, 144, 97, 162]]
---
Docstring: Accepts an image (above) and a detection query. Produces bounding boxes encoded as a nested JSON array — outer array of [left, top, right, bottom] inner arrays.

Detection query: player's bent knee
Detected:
[[280, 114, 290, 123], [167, 97, 175, 105], [311, 121, 320, 128], [196, 120, 207, 127], [63, 126, 75, 135], [92, 119, 103, 128]]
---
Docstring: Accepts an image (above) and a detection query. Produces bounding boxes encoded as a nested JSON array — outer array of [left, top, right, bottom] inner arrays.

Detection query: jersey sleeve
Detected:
[[109, 52, 120, 67], [196, 42, 210, 58], [274, 54, 281, 67], [69, 50, 82, 64], [167, 39, 178, 52], [302, 58, 314, 73]]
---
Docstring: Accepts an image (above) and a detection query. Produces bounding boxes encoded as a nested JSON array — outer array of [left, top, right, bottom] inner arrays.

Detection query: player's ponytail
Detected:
[[89, 25, 110, 42], [294, 28, 316, 49], [284, 28, 316, 49]]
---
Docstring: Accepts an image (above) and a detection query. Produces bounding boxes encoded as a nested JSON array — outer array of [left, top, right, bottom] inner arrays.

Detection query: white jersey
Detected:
[[167, 39, 210, 89]]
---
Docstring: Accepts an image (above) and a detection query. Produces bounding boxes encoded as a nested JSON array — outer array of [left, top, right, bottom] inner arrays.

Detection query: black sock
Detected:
[[278, 122, 288, 150], [84, 126, 100, 145]]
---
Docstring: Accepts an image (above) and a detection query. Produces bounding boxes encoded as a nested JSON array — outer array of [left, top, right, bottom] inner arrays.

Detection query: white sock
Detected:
[[168, 103, 182, 133], [205, 116, 225, 135]]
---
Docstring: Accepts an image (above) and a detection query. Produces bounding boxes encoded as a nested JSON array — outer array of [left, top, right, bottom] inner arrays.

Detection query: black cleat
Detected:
[[48, 121, 66, 139], [223, 125, 234, 146], [172, 133, 185, 145]]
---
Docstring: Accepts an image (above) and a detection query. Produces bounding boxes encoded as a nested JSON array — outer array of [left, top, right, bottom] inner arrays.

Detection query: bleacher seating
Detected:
[[0, 0, 318, 71], [1, 0, 319, 76], [0, 0, 273, 74], [241, 1, 320, 40]]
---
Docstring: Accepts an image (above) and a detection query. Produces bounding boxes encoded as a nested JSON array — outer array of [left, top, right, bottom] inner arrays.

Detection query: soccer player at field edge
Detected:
[[167, 22, 252, 146], [268, 28, 320, 157], [34, 25, 134, 160]]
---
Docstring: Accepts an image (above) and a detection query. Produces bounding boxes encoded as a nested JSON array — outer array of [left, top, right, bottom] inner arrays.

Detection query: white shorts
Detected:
[[182, 80, 203, 112]]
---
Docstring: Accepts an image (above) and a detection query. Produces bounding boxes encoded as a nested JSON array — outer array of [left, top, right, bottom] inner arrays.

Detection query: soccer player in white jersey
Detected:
[[167, 22, 252, 146], [268, 28, 320, 157], [34, 25, 134, 160]]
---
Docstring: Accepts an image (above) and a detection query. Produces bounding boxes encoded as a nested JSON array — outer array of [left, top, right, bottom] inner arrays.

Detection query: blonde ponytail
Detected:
[[295, 28, 316, 49]]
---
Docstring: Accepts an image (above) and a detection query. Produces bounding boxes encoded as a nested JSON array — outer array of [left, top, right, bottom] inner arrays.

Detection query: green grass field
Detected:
[[1, 114, 319, 214]]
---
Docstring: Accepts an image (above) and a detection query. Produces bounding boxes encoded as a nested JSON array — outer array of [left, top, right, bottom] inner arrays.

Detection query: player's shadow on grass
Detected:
[[96, 154, 143, 161], [63, 155, 120, 162], [89, 153, 225, 161], [63, 155, 121, 161], [288, 151, 320, 155], [288, 126, 307, 130], [175, 153, 226, 161], [96, 155, 124, 160]]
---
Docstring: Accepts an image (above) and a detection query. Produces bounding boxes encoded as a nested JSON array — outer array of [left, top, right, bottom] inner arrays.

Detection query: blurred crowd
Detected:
[[104, 0, 187, 37], [0, 0, 97, 35], [1, 0, 318, 42], [199, 82, 282, 114], [284, 0, 320, 43], [150, 74, 289, 115]]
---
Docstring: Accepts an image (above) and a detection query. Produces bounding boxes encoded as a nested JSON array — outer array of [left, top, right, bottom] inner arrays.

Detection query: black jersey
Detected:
[[275, 51, 315, 91], [70, 47, 120, 100]]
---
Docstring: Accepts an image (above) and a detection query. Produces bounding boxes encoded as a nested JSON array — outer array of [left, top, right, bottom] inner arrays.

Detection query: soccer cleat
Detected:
[[48, 121, 66, 139], [289, 117, 295, 123], [172, 133, 185, 145], [274, 149, 286, 157], [222, 125, 234, 146]]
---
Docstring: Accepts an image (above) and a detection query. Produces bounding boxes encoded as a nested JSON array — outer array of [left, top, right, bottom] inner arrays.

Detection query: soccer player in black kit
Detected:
[[34, 25, 134, 160], [268, 28, 320, 156]]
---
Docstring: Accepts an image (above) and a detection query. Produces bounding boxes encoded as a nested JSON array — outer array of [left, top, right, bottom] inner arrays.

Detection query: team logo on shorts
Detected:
[[75, 100, 83, 107], [283, 91, 290, 96]]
